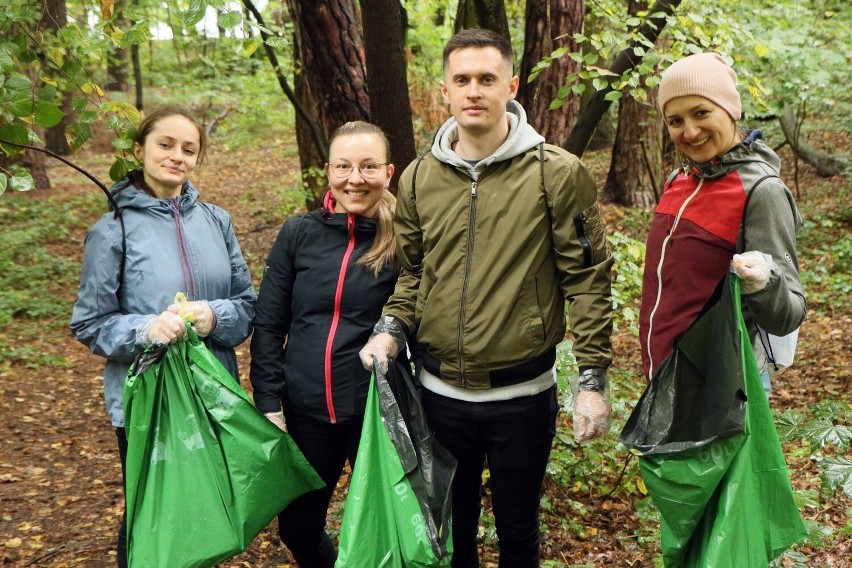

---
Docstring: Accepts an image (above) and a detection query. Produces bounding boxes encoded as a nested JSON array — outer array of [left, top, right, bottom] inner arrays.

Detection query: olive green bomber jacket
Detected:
[[384, 142, 614, 389]]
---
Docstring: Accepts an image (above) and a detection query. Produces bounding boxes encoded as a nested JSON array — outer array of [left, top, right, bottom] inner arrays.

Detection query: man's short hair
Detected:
[[442, 28, 514, 74]]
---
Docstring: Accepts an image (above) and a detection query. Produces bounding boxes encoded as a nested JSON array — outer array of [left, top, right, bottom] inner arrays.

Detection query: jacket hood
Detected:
[[108, 172, 201, 211], [692, 130, 781, 181], [431, 100, 545, 178]]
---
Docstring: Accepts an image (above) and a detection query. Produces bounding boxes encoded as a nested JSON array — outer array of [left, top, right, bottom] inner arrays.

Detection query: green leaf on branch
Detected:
[[821, 457, 852, 499], [0, 175, 6, 195], [125, 23, 153, 45], [9, 172, 34, 192], [0, 123, 29, 154], [67, 122, 92, 151], [184, 0, 208, 27], [111, 137, 133, 151], [109, 157, 138, 182], [218, 11, 242, 28], [102, 101, 141, 124], [34, 102, 65, 128]]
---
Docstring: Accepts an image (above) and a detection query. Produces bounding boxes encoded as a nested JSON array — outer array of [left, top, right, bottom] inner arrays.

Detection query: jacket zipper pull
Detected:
[[471, 181, 477, 197]]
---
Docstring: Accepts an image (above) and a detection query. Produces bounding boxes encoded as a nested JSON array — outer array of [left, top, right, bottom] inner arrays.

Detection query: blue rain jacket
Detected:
[[70, 176, 256, 426]]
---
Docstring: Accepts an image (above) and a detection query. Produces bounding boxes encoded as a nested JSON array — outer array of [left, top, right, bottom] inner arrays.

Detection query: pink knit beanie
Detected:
[[657, 53, 742, 121]]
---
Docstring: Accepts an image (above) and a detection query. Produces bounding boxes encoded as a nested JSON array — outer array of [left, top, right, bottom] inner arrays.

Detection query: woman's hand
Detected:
[[147, 311, 188, 345], [168, 300, 216, 336], [731, 251, 774, 294], [264, 411, 287, 432]]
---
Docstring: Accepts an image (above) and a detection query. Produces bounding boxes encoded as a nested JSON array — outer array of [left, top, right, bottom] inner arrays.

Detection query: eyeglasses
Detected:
[[329, 161, 388, 179]]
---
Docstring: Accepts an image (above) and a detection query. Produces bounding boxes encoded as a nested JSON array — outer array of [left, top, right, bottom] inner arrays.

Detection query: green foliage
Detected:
[[797, 204, 852, 312], [775, 399, 852, 504], [0, 192, 100, 367], [821, 457, 852, 500], [607, 232, 645, 335]]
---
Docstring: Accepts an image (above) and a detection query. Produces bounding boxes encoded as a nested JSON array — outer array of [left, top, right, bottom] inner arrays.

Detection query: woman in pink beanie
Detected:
[[638, 51, 806, 396]]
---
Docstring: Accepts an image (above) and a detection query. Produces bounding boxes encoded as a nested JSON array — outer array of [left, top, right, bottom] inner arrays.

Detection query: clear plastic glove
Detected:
[[264, 411, 287, 432], [147, 311, 188, 345], [571, 368, 612, 442], [731, 251, 774, 294], [359, 316, 406, 372], [168, 300, 216, 336]]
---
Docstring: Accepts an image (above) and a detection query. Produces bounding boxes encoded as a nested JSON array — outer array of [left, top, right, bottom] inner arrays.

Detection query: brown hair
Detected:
[[328, 121, 396, 276], [442, 28, 514, 74], [135, 106, 208, 164]]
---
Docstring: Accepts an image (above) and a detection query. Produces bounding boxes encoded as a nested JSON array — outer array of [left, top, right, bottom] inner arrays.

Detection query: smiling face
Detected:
[[440, 46, 519, 140], [325, 132, 394, 218], [133, 114, 201, 198], [664, 95, 740, 164]]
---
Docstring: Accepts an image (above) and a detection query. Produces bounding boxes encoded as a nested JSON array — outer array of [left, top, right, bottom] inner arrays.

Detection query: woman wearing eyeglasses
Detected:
[[249, 121, 401, 567]]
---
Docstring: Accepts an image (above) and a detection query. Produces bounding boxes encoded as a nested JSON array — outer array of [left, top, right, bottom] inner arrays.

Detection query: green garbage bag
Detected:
[[621, 274, 806, 567], [123, 325, 324, 568], [335, 359, 456, 567]]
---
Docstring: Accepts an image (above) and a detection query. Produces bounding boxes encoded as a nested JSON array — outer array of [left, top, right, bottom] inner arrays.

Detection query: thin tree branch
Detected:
[[0, 138, 116, 208], [242, 0, 328, 161], [563, 0, 683, 157]]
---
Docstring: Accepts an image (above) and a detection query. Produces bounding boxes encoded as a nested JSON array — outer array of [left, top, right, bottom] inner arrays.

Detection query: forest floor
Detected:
[[0, 134, 849, 567]]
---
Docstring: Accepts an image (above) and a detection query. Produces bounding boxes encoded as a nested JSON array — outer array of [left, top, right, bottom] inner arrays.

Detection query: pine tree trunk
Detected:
[[454, 0, 510, 37], [360, 0, 416, 182], [286, 0, 370, 208], [517, 0, 583, 145], [41, 0, 72, 155], [601, 0, 661, 207]]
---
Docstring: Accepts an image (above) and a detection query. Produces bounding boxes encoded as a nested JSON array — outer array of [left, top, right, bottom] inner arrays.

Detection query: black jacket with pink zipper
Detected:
[[250, 192, 400, 423]]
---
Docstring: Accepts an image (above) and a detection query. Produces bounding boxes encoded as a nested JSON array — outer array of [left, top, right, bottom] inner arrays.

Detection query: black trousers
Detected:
[[421, 386, 558, 568], [278, 415, 363, 568], [116, 427, 128, 568]]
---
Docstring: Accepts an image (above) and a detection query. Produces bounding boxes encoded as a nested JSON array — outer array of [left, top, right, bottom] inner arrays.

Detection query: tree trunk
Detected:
[[602, 88, 661, 207], [517, 0, 583, 144], [291, 0, 370, 133], [563, 0, 682, 157], [360, 0, 416, 184], [601, 0, 661, 207], [289, 9, 327, 210], [40, 0, 72, 155], [454, 0, 510, 38], [129, 0, 143, 110], [0, 148, 50, 190], [286, 0, 370, 208], [106, 0, 129, 92], [779, 106, 847, 178]]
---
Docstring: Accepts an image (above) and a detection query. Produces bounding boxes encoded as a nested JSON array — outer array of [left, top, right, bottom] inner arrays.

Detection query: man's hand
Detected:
[[571, 367, 611, 442], [731, 251, 774, 294], [359, 316, 407, 372], [573, 391, 611, 442], [359, 332, 401, 373]]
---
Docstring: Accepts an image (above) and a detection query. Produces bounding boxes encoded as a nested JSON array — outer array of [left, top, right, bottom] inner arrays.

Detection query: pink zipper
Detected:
[[324, 214, 356, 423]]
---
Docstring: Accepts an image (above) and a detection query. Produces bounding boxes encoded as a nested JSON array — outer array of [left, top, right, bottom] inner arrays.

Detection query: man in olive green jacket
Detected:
[[360, 29, 613, 567]]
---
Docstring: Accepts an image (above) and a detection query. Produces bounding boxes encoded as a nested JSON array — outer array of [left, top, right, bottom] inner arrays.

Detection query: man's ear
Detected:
[[508, 75, 520, 101], [440, 81, 449, 105]]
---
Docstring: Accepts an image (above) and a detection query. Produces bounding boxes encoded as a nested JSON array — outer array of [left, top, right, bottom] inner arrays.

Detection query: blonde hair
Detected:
[[328, 121, 396, 276]]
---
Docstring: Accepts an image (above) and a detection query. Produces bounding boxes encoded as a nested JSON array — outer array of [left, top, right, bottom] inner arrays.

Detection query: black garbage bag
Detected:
[[620, 277, 746, 456]]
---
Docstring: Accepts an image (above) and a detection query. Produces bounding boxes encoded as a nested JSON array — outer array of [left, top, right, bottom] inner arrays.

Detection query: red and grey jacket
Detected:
[[250, 192, 400, 423], [639, 131, 806, 381]]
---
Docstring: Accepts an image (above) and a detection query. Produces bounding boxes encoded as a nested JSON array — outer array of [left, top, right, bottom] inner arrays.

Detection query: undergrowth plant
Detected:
[[0, 192, 100, 368]]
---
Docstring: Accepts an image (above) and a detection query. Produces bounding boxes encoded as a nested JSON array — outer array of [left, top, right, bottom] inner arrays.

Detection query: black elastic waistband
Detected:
[[421, 348, 556, 388]]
